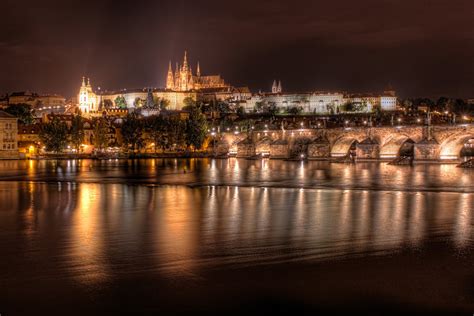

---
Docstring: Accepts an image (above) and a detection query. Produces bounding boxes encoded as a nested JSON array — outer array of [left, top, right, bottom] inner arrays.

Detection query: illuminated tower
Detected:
[[78, 77, 97, 115], [166, 61, 175, 90], [272, 80, 278, 93], [174, 62, 179, 89], [277, 80, 282, 93], [196, 62, 201, 77], [179, 51, 191, 91]]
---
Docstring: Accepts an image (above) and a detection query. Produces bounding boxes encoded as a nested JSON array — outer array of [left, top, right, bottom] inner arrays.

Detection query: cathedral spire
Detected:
[[272, 80, 277, 93], [183, 51, 188, 70], [196, 62, 201, 77], [166, 61, 174, 90], [82, 76, 86, 87], [277, 80, 282, 93]]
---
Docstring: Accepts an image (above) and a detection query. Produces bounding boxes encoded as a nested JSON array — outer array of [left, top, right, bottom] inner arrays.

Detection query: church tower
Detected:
[[277, 80, 282, 93], [178, 51, 194, 91], [166, 61, 175, 90], [165, 51, 227, 92], [272, 80, 278, 93], [78, 77, 97, 115]]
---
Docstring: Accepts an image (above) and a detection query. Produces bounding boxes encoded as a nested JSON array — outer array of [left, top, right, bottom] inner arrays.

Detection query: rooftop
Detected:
[[0, 110, 15, 118]]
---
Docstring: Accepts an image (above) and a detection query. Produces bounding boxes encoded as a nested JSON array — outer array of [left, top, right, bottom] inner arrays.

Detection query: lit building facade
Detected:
[[76, 52, 396, 116], [78, 77, 99, 114], [166, 51, 228, 91], [0, 111, 18, 158], [244, 83, 397, 114], [76, 52, 245, 116], [8, 91, 66, 109]]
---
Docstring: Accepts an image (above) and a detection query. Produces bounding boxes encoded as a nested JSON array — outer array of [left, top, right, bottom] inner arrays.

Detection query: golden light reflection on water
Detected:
[[155, 186, 198, 276], [454, 193, 473, 249], [0, 159, 473, 282], [409, 193, 425, 247], [69, 183, 109, 285]]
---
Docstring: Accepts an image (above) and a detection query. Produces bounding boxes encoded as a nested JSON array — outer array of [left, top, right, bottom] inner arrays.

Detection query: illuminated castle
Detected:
[[166, 51, 228, 91]]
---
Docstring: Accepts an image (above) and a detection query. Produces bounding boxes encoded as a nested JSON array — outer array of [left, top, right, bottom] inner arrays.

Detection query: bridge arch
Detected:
[[331, 136, 360, 157], [380, 135, 415, 159], [439, 132, 474, 161]]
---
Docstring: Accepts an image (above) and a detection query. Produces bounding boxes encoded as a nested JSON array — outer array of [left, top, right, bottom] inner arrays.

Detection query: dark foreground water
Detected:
[[0, 159, 473, 315]]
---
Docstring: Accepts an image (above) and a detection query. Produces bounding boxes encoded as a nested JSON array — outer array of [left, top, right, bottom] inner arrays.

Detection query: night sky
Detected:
[[0, 0, 472, 98]]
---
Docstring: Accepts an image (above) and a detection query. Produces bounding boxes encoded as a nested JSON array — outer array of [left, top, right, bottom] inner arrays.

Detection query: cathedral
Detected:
[[166, 51, 228, 91]]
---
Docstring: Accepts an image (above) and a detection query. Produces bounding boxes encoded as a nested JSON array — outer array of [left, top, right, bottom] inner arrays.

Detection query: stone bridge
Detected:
[[209, 124, 474, 162]]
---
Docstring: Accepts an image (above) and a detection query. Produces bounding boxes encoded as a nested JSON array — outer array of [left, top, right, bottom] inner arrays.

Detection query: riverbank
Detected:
[[8, 154, 473, 167]]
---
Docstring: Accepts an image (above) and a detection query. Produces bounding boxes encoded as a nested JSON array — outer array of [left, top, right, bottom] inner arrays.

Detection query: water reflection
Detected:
[[69, 184, 109, 285], [155, 186, 199, 276], [454, 193, 473, 249], [0, 159, 473, 285]]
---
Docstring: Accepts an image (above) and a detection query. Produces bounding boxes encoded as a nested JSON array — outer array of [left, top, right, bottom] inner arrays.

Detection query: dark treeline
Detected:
[[400, 97, 472, 114]]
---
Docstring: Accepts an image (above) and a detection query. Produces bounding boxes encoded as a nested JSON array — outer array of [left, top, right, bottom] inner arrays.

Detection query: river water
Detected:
[[0, 159, 473, 314]]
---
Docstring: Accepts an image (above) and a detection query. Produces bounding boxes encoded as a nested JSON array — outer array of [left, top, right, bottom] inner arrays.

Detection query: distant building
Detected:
[[78, 78, 99, 114], [0, 94, 8, 108], [166, 51, 228, 91], [243, 82, 397, 114], [0, 111, 18, 159], [76, 52, 251, 116], [76, 52, 396, 116], [17, 120, 41, 157], [8, 91, 66, 109]]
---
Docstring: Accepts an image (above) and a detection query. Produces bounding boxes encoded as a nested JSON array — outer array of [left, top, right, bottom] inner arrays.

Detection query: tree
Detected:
[[70, 115, 84, 151], [185, 105, 207, 151], [237, 106, 246, 116], [402, 99, 414, 112], [103, 99, 114, 109], [254, 101, 264, 113], [5, 104, 34, 125], [216, 101, 231, 114], [159, 98, 170, 110], [183, 97, 196, 109], [121, 113, 144, 152], [373, 104, 382, 118], [115, 96, 127, 109], [146, 90, 155, 108], [168, 116, 186, 149], [288, 106, 302, 115], [148, 115, 168, 151], [453, 99, 469, 114], [268, 102, 278, 115], [133, 97, 143, 108], [344, 102, 354, 112], [39, 117, 68, 153], [436, 97, 450, 112], [92, 118, 109, 152]]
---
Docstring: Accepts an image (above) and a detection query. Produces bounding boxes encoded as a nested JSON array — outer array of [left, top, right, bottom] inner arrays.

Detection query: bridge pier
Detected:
[[237, 138, 256, 158], [307, 136, 330, 160], [220, 125, 473, 162], [414, 139, 440, 162], [270, 140, 289, 159]]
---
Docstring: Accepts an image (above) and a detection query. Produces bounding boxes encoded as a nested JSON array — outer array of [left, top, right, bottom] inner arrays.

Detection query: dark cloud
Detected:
[[0, 0, 472, 98]]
